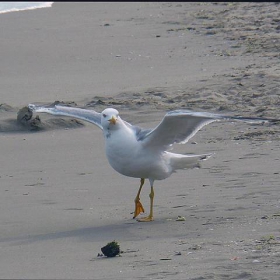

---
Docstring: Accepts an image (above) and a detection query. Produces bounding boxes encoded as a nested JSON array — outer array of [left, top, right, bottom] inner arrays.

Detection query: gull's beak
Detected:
[[109, 116, 117, 125]]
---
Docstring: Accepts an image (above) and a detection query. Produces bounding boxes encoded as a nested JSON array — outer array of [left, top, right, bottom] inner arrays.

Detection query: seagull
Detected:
[[28, 104, 278, 221]]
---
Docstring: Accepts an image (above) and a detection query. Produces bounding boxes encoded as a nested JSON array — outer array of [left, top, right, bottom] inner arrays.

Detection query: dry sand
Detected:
[[0, 2, 279, 279]]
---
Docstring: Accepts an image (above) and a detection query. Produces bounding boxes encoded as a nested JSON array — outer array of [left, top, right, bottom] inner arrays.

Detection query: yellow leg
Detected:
[[133, 178, 145, 219], [137, 186, 154, 222]]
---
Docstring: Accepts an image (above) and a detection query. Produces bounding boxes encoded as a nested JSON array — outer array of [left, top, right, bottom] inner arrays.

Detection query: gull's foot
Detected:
[[133, 201, 145, 219], [137, 215, 154, 222]]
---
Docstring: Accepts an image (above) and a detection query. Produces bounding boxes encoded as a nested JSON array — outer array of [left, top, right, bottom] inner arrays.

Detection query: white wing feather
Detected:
[[28, 104, 103, 129], [28, 105, 277, 150], [139, 109, 272, 150]]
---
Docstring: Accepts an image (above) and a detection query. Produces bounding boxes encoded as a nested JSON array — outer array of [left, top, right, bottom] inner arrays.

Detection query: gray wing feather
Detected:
[[122, 120, 152, 140], [139, 109, 275, 150], [28, 104, 103, 129]]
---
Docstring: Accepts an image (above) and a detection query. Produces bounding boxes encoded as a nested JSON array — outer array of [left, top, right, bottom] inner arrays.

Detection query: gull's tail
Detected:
[[169, 152, 213, 171]]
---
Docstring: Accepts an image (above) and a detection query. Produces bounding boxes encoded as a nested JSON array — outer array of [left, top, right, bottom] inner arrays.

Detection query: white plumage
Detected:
[[28, 104, 275, 221]]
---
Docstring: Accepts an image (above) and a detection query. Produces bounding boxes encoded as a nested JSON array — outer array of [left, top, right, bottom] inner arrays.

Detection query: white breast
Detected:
[[103, 121, 171, 180]]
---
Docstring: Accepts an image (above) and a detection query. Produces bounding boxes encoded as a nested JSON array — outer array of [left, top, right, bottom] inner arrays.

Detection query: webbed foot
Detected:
[[133, 200, 145, 219], [137, 215, 154, 222]]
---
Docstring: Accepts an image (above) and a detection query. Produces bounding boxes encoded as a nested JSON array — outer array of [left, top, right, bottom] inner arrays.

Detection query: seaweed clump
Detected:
[[101, 241, 120, 257]]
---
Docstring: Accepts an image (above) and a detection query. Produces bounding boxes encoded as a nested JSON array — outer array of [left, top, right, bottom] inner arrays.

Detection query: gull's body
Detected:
[[28, 104, 277, 221], [104, 116, 205, 181]]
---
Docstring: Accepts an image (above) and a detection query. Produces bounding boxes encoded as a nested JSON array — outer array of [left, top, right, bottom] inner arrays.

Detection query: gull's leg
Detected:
[[133, 178, 145, 219], [137, 180, 154, 222]]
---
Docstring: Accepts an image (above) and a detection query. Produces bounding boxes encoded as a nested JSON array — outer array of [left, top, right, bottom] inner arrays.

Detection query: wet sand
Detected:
[[0, 2, 279, 279]]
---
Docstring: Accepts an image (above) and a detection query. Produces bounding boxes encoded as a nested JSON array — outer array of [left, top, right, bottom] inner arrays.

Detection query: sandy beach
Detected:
[[0, 2, 279, 279]]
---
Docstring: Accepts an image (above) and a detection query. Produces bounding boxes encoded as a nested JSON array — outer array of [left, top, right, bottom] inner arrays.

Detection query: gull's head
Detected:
[[101, 108, 120, 129]]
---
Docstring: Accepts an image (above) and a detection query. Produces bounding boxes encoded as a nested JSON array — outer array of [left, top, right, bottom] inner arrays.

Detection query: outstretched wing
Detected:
[[28, 104, 103, 130], [139, 109, 275, 150]]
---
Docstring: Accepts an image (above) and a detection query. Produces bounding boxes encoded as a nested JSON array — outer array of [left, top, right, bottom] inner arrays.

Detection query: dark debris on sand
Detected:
[[17, 106, 42, 131]]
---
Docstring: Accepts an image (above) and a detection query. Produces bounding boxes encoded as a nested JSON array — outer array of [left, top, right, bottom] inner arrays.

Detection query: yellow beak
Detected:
[[109, 116, 117, 125]]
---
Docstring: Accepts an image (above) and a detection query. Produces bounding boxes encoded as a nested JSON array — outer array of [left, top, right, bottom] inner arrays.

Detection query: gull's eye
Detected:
[[103, 114, 107, 118]]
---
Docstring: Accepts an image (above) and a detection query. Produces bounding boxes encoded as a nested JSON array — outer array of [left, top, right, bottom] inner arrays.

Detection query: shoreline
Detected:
[[0, 2, 53, 15]]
